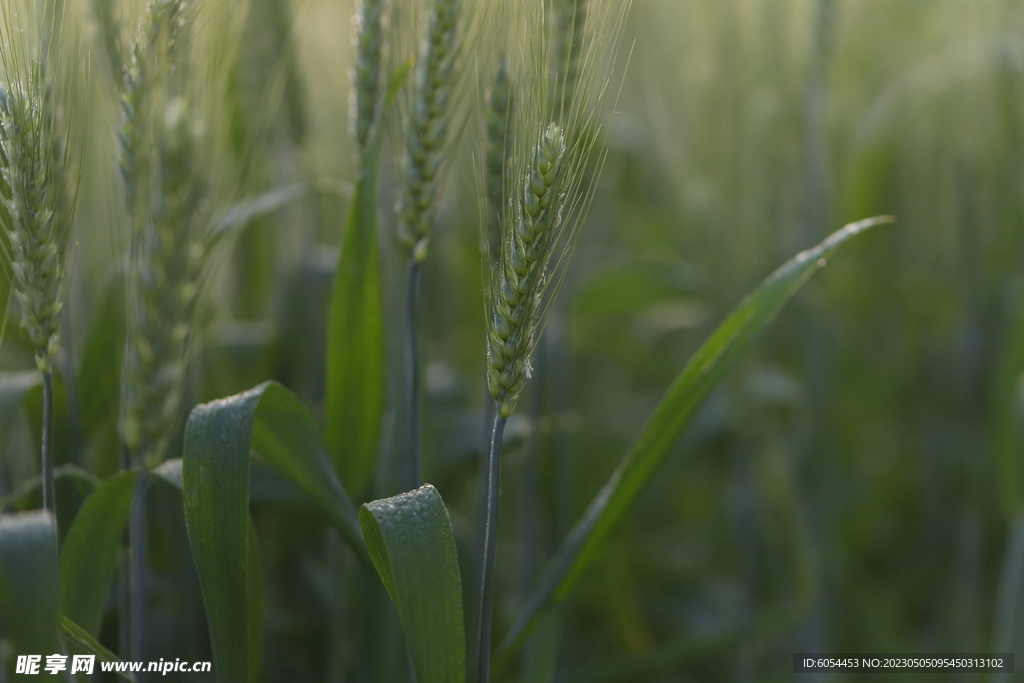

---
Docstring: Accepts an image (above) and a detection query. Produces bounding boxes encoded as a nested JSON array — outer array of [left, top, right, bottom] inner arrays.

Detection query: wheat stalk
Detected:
[[0, 0, 79, 535], [393, 0, 464, 492], [113, 0, 220, 665], [475, 1, 630, 677]]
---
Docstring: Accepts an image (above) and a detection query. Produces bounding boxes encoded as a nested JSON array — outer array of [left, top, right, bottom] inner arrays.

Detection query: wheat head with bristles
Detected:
[[121, 98, 210, 466], [482, 0, 630, 419], [118, 0, 231, 467], [351, 0, 385, 156], [395, 0, 462, 262], [118, 0, 190, 217], [487, 122, 565, 418], [0, 0, 79, 374]]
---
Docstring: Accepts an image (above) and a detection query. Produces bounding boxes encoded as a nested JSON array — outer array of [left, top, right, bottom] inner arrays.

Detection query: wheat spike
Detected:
[[118, 0, 188, 216], [487, 123, 565, 418], [396, 0, 460, 262], [351, 0, 384, 153], [0, 84, 65, 372], [121, 96, 208, 466], [118, 0, 208, 467]]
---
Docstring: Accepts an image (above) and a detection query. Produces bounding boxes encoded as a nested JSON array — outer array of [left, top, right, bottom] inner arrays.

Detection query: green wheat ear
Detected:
[[0, 2, 79, 373], [121, 97, 209, 467], [0, 85, 64, 372], [118, 0, 190, 218], [488, 123, 565, 418], [396, 0, 460, 262], [118, 0, 216, 467], [480, 0, 630, 420], [351, 0, 384, 155]]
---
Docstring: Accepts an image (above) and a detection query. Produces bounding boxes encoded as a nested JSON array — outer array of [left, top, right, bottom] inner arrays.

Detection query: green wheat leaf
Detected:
[[360, 484, 466, 683], [58, 614, 136, 683], [500, 217, 893, 656], [325, 154, 386, 494], [250, 383, 369, 561], [183, 381, 369, 682], [0, 464, 100, 511], [182, 394, 261, 683], [59, 470, 139, 637], [362, 483, 466, 683], [0, 511, 60, 678], [324, 59, 410, 494], [205, 181, 314, 246]]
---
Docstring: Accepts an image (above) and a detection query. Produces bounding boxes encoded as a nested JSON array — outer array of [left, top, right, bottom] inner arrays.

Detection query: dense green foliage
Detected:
[[2, 0, 1024, 682]]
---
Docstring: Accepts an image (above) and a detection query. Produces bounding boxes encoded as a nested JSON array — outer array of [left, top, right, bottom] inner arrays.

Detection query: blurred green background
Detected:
[[4, 0, 1024, 680]]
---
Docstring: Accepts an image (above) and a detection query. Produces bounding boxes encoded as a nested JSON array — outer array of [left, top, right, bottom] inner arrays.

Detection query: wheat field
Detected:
[[0, 0, 1022, 682]]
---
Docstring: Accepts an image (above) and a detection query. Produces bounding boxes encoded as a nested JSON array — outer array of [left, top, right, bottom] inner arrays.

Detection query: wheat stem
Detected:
[[477, 409, 506, 683], [395, 0, 460, 499], [117, 442, 131, 659], [129, 473, 149, 666], [0, 34, 73, 544], [402, 259, 423, 491], [41, 370, 56, 545], [116, 3, 199, 667], [993, 511, 1024, 682]]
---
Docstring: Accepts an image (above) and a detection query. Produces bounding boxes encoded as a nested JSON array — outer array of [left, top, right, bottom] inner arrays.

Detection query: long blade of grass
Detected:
[[360, 484, 466, 683], [183, 381, 370, 682], [182, 390, 262, 683], [250, 382, 370, 564], [0, 511, 60, 675], [323, 59, 412, 494], [59, 614, 136, 683], [59, 470, 139, 636], [245, 518, 263, 682], [322, 62, 412, 495], [499, 217, 893, 656], [204, 181, 315, 246], [0, 464, 100, 510], [325, 157, 386, 494]]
